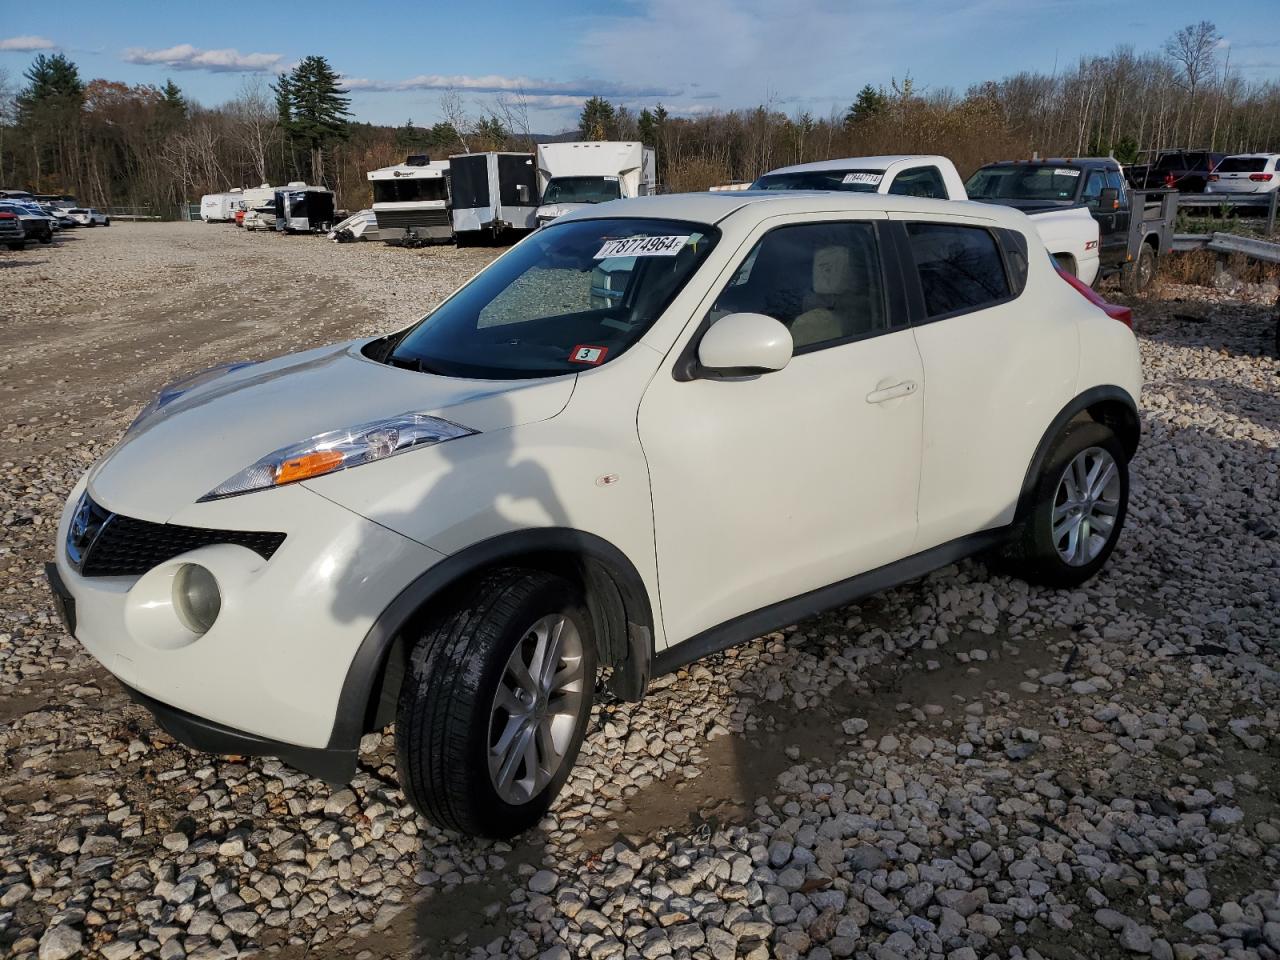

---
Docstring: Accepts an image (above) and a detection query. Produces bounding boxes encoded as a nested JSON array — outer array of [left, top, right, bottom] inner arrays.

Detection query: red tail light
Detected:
[[1249, 173, 1273, 182], [1209, 174, 1219, 182], [0, 212, 14, 219], [1056, 265, 1133, 329]]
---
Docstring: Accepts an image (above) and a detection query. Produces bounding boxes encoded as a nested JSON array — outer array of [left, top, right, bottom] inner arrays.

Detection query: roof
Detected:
[[367, 160, 450, 181], [762, 155, 948, 175], [982, 157, 1120, 167], [1220, 152, 1280, 159], [558, 190, 1028, 230]]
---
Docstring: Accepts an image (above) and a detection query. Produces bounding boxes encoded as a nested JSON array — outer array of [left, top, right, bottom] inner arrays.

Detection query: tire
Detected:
[[7, 242, 23, 251], [87, 220, 96, 228], [1000, 421, 1129, 588], [103, 219, 110, 227], [1121, 243, 1156, 296], [395, 568, 596, 838]]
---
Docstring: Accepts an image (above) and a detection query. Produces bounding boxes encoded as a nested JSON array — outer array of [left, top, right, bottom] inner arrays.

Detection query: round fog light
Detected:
[[173, 564, 221, 634]]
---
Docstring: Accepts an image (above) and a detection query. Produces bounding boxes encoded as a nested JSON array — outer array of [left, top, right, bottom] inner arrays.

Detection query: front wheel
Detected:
[[395, 569, 596, 838], [103, 219, 110, 227], [1121, 244, 1156, 296], [1001, 421, 1129, 588]]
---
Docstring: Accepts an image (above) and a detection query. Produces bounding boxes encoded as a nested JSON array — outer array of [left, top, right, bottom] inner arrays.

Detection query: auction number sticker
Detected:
[[1052, 168, 1082, 177], [594, 235, 689, 259], [842, 172, 882, 186], [569, 344, 610, 365]]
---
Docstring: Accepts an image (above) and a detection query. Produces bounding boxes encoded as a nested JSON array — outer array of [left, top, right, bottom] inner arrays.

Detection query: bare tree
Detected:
[[226, 77, 278, 185], [1165, 20, 1220, 143], [439, 88, 472, 153]]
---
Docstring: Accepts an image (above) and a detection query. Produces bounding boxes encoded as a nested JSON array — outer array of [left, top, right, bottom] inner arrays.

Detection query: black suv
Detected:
[[1135, 151, 1224, 193]]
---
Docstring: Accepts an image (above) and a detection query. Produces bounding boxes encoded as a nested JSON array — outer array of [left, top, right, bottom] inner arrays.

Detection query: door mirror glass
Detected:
[[698, 313, 793, 376], [1096, 186, 1120, 210]]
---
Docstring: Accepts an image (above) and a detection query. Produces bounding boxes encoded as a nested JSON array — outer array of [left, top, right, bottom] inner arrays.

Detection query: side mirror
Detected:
[[697, 313, 793, 377], [516, 184, 531, 204], [1097, 186, 1120, 210]]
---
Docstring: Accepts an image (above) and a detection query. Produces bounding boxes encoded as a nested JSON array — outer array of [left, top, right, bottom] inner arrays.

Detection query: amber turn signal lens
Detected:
[[275, 450, 344, 485]]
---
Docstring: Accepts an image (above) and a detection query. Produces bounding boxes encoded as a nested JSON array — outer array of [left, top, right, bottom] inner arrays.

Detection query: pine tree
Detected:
[[158, 79, 187, 125], [843, 84, 888, 129], [578, 96, 617, 140], [16, 53, 84, 188], [273, 56, 350, 184]]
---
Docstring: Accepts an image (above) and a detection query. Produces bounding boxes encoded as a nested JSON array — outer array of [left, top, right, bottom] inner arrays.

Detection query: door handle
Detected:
[[866, 380, 918, 404]]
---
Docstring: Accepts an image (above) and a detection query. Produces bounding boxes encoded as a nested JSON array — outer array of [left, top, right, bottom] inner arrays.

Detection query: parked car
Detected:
[[0, 201, 54, 244], [965, 158, 1178, 294], [1134, 150, 1223, 193], [0, 209, 25, 249], [48, 191, 1141, 839], [1206, 153, 1280, 197], [68, 208, 110, 227], [753, 155, 1104, 288]]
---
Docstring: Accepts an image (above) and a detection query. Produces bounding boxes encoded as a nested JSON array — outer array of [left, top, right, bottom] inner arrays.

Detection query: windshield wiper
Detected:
[[388, 354, 448, 376]]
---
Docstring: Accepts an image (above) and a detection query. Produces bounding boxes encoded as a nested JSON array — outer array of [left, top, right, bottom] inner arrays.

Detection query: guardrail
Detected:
[[1171, 231, 1280, 264], [1176, 191, 1278, 235]]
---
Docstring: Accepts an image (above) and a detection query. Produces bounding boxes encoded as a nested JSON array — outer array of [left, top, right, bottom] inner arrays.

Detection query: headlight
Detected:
[[128, 362, 259, 434], [200, 412, 476, 501]]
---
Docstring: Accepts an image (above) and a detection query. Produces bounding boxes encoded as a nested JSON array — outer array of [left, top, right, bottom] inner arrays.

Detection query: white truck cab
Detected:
[[753, 155, 1102, 286], [535, 141, 656, 226]]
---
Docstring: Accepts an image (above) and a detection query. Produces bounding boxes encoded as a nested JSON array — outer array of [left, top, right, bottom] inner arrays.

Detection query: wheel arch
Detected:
[[1014, 385, 1140, 523], [325, 528, 656, 754]]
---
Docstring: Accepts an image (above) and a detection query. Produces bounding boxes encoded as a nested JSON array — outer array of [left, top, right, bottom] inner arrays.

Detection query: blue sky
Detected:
[[3, 0, 1278, 130]]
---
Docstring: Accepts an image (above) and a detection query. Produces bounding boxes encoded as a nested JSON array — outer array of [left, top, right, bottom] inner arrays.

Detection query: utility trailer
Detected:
[[448, 152, 539, 239], [273, 183, 335, 234]]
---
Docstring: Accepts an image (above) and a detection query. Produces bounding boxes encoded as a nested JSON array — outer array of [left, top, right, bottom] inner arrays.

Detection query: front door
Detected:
[[638, 215, 924, 646]]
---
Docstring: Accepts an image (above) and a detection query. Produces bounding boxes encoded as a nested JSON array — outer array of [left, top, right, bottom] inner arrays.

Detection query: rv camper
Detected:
[[273, 183, 335, 234], [447, 152, 539, 238], [368, 155, 451, 243], [200, 190, 242, 223], [534, 141, 656, 226], [235, 184, 276, 227]]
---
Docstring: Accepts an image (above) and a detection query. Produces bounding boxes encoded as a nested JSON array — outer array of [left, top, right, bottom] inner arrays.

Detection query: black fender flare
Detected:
[[1014, 385, 1139, 523], [325, 528, 656, 753]]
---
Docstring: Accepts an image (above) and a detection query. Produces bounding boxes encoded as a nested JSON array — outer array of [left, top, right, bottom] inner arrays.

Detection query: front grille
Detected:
[[374, 208, 450, 230], [70, 495, 286, 577]]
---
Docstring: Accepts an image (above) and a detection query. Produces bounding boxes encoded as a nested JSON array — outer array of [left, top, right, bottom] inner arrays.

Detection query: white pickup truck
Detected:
[[752, 155, 1101, 286]]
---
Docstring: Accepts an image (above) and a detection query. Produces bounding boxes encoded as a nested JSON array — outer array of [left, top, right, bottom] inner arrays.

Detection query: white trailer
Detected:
[[534, 141, 656, 226], [448, 152, 539, 238], [199, 190, 241, 223], [368, 155, 452, 243]]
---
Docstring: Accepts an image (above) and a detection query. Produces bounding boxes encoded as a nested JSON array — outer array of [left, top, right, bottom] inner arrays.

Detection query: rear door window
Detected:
[[905, 222, 1010, 320]]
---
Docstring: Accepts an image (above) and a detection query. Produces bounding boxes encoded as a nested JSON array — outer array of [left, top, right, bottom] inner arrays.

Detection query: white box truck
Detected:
[[368, 155, 452, 244], [534, 141, 656, 226], [448, 152, 540, 239]]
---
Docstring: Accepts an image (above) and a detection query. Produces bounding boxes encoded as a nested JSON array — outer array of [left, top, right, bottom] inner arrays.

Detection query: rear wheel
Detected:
[[395, 569, 596, 838], [103, 219, 110, 227], [1121, 243, 1156, 295], [1001, 421, 1129, 588]]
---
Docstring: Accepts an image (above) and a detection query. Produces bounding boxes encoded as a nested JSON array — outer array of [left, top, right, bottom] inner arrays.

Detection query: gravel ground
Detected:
[[0, 223, 1277, 960]]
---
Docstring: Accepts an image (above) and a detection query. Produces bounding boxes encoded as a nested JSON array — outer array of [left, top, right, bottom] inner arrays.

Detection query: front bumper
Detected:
[[51, 475, 445, 761]]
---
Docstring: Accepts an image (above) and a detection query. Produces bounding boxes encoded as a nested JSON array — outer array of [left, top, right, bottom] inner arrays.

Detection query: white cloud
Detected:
[[0, 35, 57, 52], [123, 44, 285, 73], [342, 72, 680, 100]]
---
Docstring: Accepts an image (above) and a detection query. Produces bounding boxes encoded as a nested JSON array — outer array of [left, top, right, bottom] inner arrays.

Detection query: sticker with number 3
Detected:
[[569, 344, 609, 365]]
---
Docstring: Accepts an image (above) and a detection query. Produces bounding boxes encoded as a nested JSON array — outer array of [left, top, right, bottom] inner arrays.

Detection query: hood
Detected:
[[536, 202, 591, 221], [971, 197, 1075, 214], [89, 340, 575, 522]]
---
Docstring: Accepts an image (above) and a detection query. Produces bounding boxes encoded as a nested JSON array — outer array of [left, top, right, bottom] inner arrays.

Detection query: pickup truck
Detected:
[[965, 158, 1177, 294], [751, 155, 1104, 288]]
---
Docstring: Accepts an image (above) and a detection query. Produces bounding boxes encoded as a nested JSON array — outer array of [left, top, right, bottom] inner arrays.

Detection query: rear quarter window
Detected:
[[905, 222, 1011, 319]]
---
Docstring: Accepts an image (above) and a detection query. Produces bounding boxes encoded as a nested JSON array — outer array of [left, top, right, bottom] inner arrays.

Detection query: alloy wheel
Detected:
[[1052, 446, 1122, 566], [487, 614, 586, 805]]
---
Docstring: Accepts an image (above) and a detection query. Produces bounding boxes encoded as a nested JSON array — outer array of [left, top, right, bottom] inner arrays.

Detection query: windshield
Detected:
[[388, 217, 719, 379], [1216, 156, 1268, 173], [965, 165, 1083, 201], [373, 178, 448, 204], [541, 177, 622, 205], [751, 169, 884, 192]]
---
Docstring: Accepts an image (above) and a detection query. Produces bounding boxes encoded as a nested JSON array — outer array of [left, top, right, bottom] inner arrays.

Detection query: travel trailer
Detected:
[[447, 152, 539, 238], [534, 141, 656, 226], [368, 155, 451, 243], [235, 184, 276, 227], [200, 189, 242, 223], [273, 183, 335, 234]]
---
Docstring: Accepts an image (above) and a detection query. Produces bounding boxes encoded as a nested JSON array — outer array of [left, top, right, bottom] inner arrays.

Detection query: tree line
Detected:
[[0, 22, 1276, 214]]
